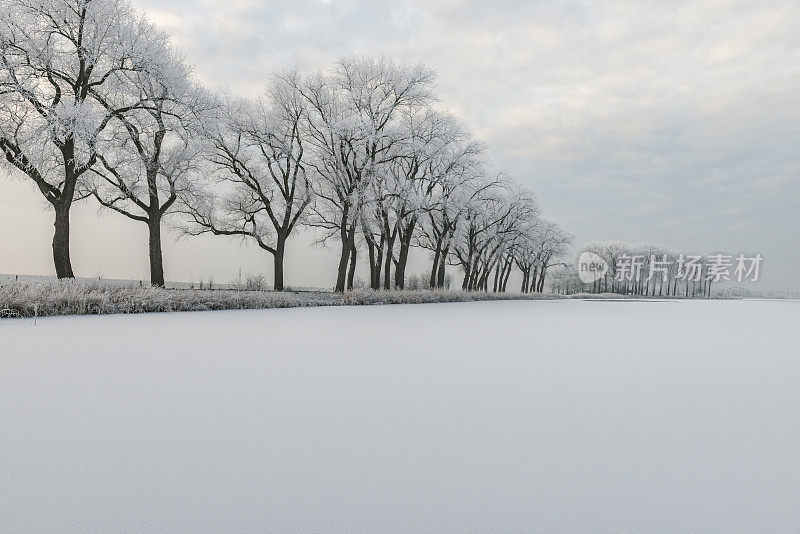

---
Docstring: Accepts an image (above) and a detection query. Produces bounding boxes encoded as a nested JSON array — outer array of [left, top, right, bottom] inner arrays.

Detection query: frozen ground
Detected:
[[1, 300, 798, 533]]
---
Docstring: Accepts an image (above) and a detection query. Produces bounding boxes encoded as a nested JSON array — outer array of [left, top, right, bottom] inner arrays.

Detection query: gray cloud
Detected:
[[1, 0, 798, 288]]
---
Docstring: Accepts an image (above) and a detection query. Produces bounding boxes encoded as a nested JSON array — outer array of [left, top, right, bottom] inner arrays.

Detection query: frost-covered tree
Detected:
[[85, 31, 200, 286], [360, 109, 469, 289], [549, 265, 583, 295], [513, 224, 536, 293], [531, 218, 572, 292], [454, 182, 538, 292], [514, 218, 571, 293], [296, 57, 435, 292], [573, 241, 716, 297], [415, 136, 486, 289], [449, 175, 525, 291], [0, 0, 162, 278], [180, 77, 312, 291]]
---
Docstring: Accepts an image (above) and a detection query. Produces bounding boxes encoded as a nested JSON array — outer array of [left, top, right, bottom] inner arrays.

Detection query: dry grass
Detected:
[[0, 280, 572, 318], [0, 281, 338, 318]]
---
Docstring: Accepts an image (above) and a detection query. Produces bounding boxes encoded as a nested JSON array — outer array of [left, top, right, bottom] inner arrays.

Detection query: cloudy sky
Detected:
[[1, 0, 798, 289]]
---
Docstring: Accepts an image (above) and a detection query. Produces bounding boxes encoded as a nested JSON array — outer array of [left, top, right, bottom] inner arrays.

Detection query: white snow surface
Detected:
[[1, 300, 799, 533]]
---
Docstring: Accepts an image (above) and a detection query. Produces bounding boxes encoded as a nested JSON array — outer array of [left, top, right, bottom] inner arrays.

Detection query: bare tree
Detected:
[[359, 108, 455, 289], [574, 241, 710, 297], [180, 77, 312, 291], [451, 176, 533, 291], [297, 56, 435, 292], [531, 219, 572, 292], [85, 35, 199, 286], [515, 218, 571, 293], [415, 135, 486, 289], [0, 0, 159, 277]]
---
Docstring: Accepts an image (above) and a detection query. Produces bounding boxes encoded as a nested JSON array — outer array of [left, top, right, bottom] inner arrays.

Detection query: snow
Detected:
[[1, 300, 799, 532]]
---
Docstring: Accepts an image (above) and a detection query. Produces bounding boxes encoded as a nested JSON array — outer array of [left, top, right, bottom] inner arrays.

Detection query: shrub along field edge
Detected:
[[0, 281, 693, 319]]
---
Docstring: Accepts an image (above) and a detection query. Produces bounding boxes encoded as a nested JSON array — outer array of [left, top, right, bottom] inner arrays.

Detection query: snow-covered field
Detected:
[[1, 300, 798, 533]]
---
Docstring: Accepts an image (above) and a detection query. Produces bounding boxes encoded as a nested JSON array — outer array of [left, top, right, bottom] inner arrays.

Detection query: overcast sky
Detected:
[[1, 0, 798, 289]]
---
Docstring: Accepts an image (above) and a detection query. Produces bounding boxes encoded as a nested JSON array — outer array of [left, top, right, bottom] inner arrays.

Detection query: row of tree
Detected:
[[0, 0, 569, 291], [550, 241, 718, 297]]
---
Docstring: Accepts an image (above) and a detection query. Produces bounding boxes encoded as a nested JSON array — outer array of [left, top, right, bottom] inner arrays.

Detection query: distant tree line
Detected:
[[550, 241, 725, 297], [0, 0, 569, 292]]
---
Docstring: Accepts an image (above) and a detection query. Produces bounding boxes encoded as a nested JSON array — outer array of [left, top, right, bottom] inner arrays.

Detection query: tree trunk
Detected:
[[383, 234, 396, 290], [394, 219, 415, 290], [335, 225, 350, 293], [335, 244, 349, 292], [50, 142, 79, 280], [477, 267, 487, 292], [429, 236, 442, 288], [501, 260, 512, 292], [52, 204, 75, 279], [364, 230, 383, 290], [273, 235, 286, 291], [347, 242, 357, 290], [468, 265, 478, 291], [436, 247, 448, 288], [335, 214, 358, 292], [366, 239, 378, 290], [148, 211, 165, 287], [395, 240, 410, 290]]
